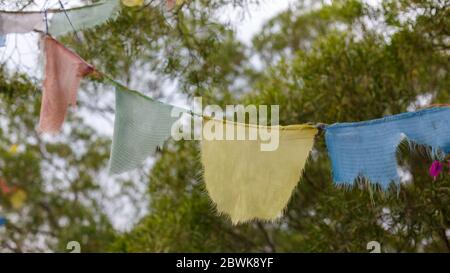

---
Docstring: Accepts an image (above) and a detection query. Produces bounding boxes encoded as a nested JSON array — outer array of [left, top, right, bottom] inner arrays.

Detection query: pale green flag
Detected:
[[49, 0, 120, 37], [109, 84, 180, 175]]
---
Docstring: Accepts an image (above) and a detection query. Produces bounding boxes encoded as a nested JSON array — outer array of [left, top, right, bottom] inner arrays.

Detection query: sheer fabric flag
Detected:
[[325, 107, 450, 188], [201, 119, 317, 224], [0, 12, 45, 35], [109, 85, 180, 175], [49, 0, 120, 36], [39, 35, 93, 133], [0, 35, 5, 47]]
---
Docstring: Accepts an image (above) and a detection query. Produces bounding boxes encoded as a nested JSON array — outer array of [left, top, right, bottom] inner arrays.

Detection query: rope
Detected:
[[57, 0, 82, 43]]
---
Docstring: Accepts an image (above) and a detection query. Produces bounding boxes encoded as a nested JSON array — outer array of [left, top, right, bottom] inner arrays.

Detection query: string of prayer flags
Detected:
[[0, 11, 45, 35], [108, 83, 181, 175], [39, 35, 94, 133], [49, 0, 120, 37], [1, 6, 449, 223], [122, 0, 145, 7], [325, 107, 450, 188], [0, 35, 5, 47], [0, 217, 6, 227], [0, 1, 120, 38], [201, 118, 317, 224]]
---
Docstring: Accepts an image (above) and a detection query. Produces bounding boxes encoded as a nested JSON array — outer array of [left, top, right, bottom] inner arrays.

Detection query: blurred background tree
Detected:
[[0, 0, 448, 252]]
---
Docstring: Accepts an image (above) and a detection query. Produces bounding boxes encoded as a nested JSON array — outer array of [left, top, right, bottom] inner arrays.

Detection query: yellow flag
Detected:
[[8, 144, 19, 154], [201, 119, 317, 224], [122, 0, 144, 7], [10, 189, 27, 210]]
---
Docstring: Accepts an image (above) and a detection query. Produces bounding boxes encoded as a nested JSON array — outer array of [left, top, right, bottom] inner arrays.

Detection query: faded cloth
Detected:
[[49, 0, 120, 36], [0, 35, 5, 47], [201, 119, 317, 224], [0, 12, 45, 34], [108, 84, 180, 175], [325, 107, 450, 187], [39, 35, 93, 133]]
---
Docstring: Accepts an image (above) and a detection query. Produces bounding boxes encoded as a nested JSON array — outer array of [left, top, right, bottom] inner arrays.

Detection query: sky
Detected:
[[221, 0, 295, 44]]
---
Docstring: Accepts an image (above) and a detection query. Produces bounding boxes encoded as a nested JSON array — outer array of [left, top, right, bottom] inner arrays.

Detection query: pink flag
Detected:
[[166, 0, 176, 10], [429, 160, 443, 180], [0, 178, 12, 195], [39, 35, 94, 133]]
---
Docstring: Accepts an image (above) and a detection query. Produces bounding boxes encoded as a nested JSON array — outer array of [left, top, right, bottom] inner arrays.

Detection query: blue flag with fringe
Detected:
[[325, 107, 450, 188]]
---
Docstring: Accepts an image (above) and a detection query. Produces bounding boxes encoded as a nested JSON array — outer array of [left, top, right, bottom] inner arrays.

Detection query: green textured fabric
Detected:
[[109, 84, 180, 175], [49, 0, 120, 37]]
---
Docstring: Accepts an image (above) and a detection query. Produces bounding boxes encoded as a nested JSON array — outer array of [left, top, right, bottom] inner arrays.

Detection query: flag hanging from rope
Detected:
[[201, 118, 317, 224], [122, 0, 145, 7], [325, 107, 450, 188], [49, 0, 120, 37], [0, 11, 45, 35], [39, 35, 94, 133], [108, 83, 181, 175]]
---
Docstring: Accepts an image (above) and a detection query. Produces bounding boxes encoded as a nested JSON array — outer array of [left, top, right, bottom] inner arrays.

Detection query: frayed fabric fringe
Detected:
[[201, 119, 317, 224], [325, 107, 450, 188]]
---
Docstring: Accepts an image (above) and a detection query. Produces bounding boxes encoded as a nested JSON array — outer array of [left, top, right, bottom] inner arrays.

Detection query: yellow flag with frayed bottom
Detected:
[[201, 119, 317, 224]]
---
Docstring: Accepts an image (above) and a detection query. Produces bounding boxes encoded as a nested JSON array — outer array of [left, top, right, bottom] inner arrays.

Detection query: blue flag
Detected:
[[325, 107, 450, 188]]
